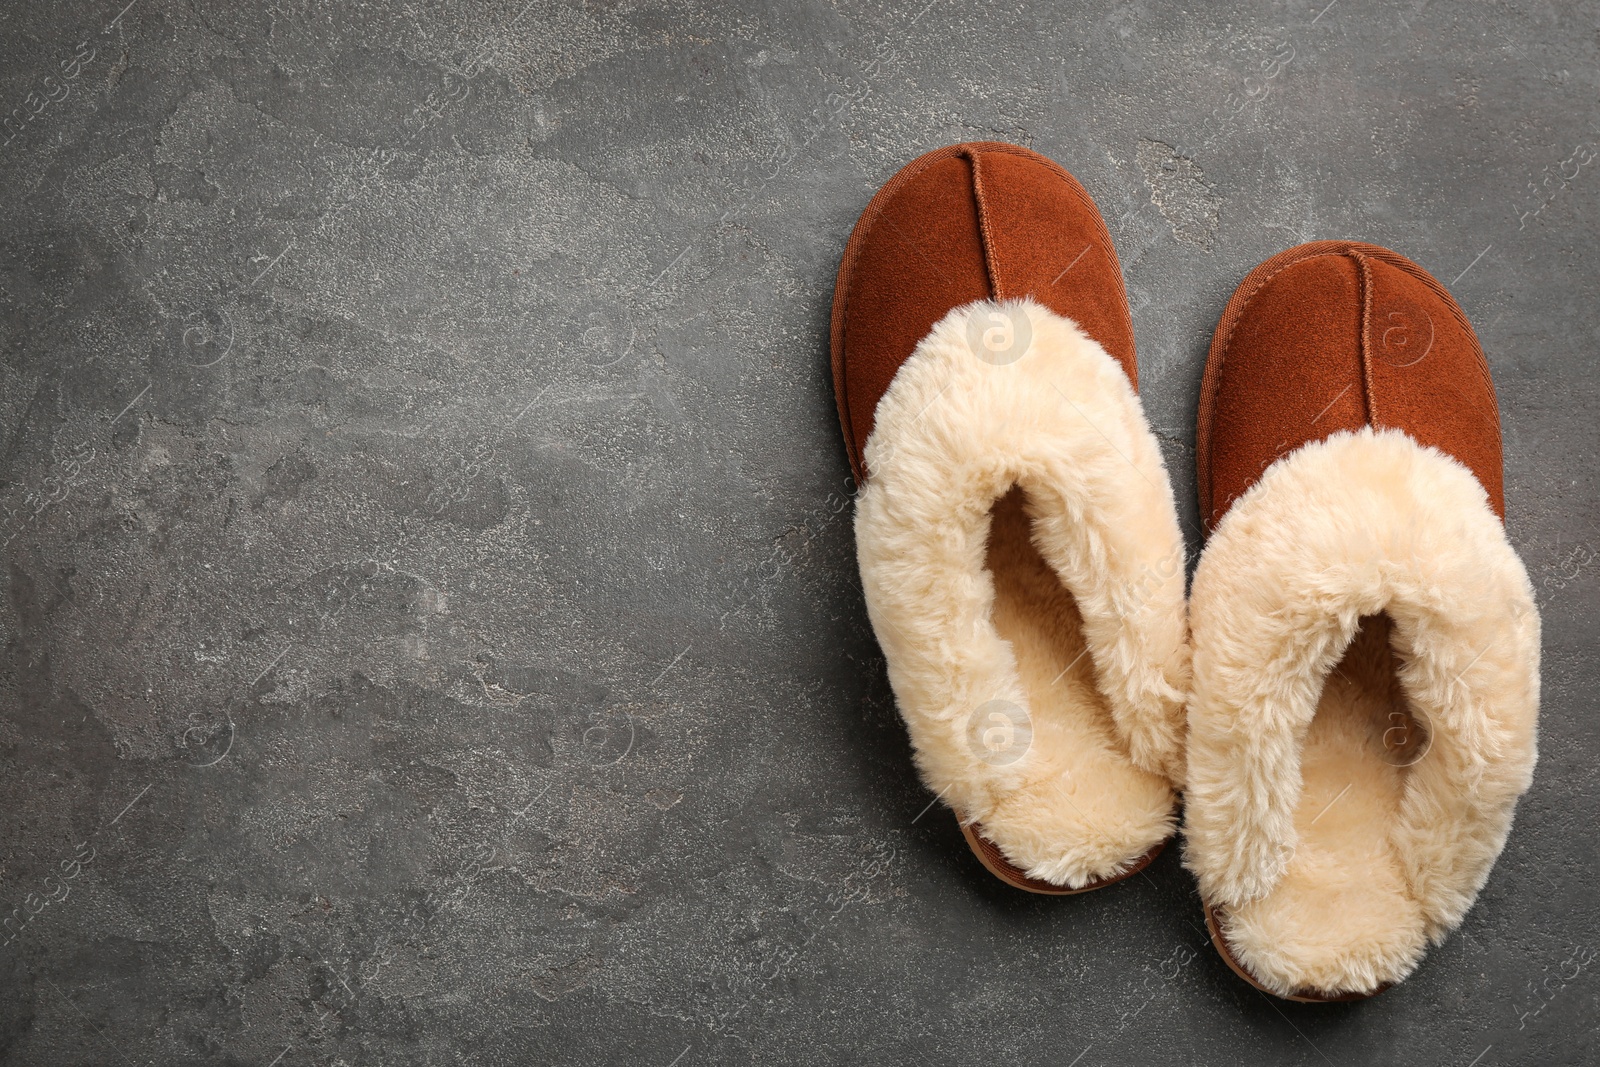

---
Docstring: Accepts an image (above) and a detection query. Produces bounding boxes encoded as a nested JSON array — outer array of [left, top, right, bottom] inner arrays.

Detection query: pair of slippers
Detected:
[[830, 142, 1541, 1002]]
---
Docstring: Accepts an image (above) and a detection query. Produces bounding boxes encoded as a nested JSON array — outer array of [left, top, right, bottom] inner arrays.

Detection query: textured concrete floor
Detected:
[[0, 1, 1596, 1064]]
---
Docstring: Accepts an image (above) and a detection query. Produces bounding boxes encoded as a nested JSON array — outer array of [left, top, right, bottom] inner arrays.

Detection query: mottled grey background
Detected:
[[0, 0, 1595, 1064]]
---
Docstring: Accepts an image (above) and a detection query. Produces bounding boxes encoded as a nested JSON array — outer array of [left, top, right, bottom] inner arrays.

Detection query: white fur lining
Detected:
[[1184, 428, 1539, 983], [854, 298, 1189, 884]]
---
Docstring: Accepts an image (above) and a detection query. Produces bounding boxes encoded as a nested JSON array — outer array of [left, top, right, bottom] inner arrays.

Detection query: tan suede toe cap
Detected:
[[1198, 240, 1504, 530], [830, 142, 1135, 482]]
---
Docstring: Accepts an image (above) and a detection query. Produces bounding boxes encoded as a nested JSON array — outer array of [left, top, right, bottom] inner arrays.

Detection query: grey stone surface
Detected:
[[0, 0, 1595, 1063]]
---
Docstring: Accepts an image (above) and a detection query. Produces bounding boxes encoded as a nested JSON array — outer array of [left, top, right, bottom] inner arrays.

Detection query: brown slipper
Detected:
[[832, 143, 1190, 891], [1183, 240, 1541, 999]]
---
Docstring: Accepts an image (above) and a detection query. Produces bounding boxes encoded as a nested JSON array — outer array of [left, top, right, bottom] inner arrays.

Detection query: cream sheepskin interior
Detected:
[[854, 298, 1190, 888], [1184, 428, 1540, 997]]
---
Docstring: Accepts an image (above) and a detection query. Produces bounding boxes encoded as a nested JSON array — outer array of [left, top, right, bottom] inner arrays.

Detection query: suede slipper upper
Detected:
[[1184, 241, 1540, 1000], [832, 142, 1138, 484], [832, 143, 1189, 891]]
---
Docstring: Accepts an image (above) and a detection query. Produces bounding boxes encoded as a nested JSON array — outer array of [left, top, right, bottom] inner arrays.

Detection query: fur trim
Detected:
[[1183, 427, 1540, 995], [855, 298, 1190, 887]]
